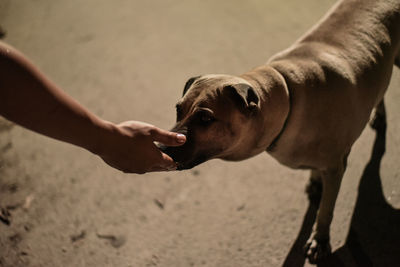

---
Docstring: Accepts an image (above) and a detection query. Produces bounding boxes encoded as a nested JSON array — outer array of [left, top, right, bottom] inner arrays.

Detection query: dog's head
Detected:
[[161, 74, 262, 170]]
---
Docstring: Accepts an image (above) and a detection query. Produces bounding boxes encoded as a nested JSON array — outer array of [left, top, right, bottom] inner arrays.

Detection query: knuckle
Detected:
[[148, 127, 159, 136]]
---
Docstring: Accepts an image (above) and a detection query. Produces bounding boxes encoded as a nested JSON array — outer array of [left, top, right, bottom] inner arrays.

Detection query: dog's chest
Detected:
[[266, 107, 364, 170], [267, 135, 336, 170]]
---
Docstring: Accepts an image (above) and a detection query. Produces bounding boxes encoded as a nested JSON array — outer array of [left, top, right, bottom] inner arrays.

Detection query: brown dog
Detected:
[[161, 0, 400, 263]]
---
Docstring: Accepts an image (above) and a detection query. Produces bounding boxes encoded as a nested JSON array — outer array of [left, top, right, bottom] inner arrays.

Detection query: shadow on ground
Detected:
[[282, 117, 400, 266]]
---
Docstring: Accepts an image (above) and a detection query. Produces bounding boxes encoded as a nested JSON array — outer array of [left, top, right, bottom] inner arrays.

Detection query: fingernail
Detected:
[[154, 141, 161, 148], [176, 133, 186, 143]]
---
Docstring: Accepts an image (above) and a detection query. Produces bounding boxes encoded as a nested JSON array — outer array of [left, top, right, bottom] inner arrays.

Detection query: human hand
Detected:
[[95, 120, 186, 174]]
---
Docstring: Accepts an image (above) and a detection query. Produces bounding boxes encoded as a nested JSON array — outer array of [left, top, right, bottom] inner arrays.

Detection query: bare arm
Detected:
[[0, 41, 185, 173]]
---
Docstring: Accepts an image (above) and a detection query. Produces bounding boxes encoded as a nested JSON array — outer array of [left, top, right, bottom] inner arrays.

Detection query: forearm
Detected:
[[0, 41, 109, 153], [0, 41, 186, 173]]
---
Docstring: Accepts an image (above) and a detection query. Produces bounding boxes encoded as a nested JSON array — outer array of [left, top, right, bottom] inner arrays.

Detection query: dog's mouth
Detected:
[[157, 135, 209, 170], [157, 143, 203, 170]]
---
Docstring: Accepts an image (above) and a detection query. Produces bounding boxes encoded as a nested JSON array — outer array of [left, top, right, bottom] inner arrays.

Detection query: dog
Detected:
[[161, 0, 400, 263]]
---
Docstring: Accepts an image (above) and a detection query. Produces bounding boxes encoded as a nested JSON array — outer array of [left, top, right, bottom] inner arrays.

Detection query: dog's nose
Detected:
[[157, 143, 178, 161], [157, 126, 189, 164]]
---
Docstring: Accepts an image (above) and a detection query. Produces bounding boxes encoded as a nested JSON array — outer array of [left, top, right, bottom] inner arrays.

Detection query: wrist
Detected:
[[85, 118, 117, 156]]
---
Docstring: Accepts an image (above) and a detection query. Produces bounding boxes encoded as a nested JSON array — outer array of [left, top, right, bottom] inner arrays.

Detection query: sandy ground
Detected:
[[1, 0, 400, 266]]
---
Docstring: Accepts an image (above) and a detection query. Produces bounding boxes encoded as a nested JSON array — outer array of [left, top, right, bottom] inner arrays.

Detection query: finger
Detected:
[[147, 153, 177, 172], [148, 143, 177, 167], [150, 128, 186, 146], [159, 152, 177, 169]]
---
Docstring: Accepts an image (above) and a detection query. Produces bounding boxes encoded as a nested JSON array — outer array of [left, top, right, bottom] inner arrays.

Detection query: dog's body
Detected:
[[163, 0, 400, 263], [264, 0, 400, 170]]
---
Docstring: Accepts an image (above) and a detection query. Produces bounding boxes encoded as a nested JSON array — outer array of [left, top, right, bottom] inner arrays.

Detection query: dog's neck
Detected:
[[240, 65, 291, 155]]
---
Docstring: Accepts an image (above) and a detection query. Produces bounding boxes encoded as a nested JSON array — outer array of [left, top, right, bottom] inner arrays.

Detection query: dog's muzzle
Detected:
[[158, 143, 207, 170]]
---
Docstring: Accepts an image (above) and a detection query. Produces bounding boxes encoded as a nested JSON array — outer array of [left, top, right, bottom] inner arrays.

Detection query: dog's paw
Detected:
[[305, 179, 322, 206], [304, 236, 331, 264]]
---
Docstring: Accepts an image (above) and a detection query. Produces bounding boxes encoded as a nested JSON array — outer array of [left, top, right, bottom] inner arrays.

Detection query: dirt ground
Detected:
[[1, 0, 400, 266]]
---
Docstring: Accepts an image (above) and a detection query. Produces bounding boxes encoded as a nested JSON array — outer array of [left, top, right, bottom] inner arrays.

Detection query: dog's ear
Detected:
[[183, 76, 201, 96], [224, 83, 260, 113]]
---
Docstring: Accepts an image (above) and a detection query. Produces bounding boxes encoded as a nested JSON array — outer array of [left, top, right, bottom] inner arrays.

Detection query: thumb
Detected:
[[150, 128, 186, 147]]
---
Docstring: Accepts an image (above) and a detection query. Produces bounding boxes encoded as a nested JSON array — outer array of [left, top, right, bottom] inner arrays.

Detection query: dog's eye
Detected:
[[196, 110, 215, 125], [201, 114, 213, 123]]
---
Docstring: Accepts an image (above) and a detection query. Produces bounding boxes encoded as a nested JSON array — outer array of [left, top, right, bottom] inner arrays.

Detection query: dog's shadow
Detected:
[[282, 122, 400, 266]]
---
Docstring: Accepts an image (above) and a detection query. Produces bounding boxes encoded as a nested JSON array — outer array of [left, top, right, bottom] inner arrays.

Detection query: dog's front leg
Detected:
[[304, 159, 347, 263]]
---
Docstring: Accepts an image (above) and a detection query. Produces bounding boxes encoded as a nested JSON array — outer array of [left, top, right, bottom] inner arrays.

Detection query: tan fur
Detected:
[[265, 0, 400, 170]]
